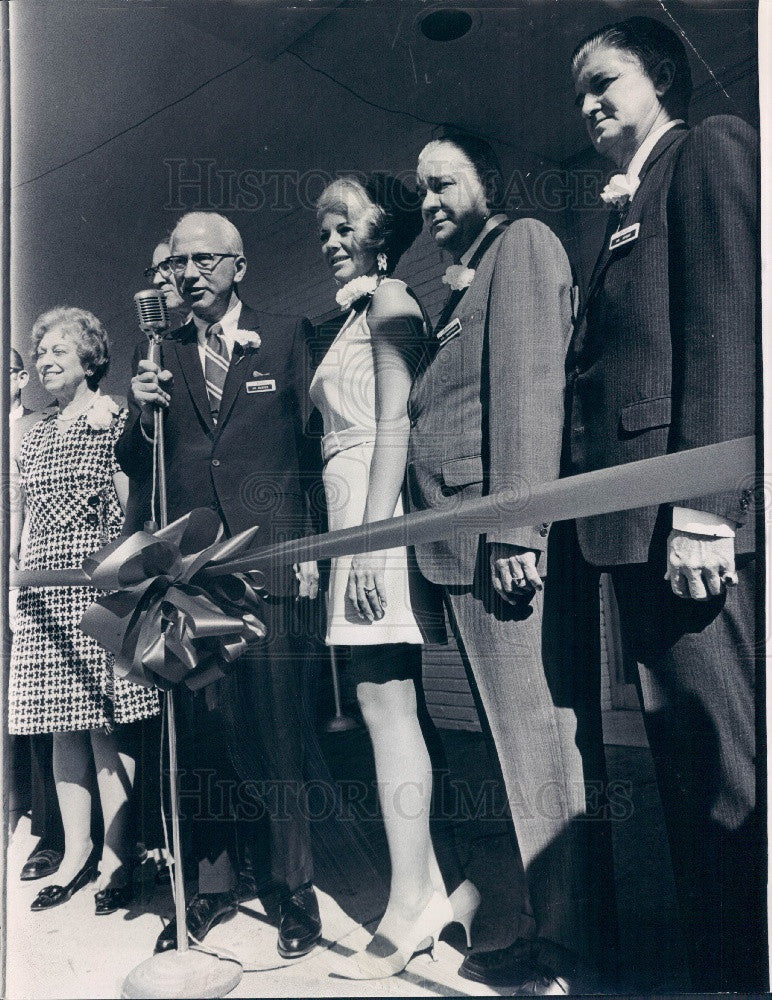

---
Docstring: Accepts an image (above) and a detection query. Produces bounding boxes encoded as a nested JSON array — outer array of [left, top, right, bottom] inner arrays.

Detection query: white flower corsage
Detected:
[[441, 264, 475, 291], [86, 393, 120, 430], [233, 329, 262, 349], [335, 275, 379, 312], [600, 174, 638, 210]]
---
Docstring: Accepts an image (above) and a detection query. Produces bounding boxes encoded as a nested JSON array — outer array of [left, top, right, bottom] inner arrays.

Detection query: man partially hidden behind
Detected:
[[116, 211, 322, 958]]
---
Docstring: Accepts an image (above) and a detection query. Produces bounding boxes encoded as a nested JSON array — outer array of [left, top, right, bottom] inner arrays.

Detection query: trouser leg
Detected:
[[612, 554, 766, 991], [29, 732, 64, 849], [188, 691, 238, 895], [218, 596, 314, 894], [444, 580, 592, 961]]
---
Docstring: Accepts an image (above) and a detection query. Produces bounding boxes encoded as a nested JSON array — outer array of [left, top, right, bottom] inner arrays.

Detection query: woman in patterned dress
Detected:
[[9, 307, 159, 914], [311, 176, 476, 978]]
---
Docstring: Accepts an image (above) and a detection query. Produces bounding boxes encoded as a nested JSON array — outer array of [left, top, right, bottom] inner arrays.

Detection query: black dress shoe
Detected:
[[459, 938, 539, 987], [21, 846, 64, 881], [95, 868, 136, 915], [277, 883, 322, 959], [460, 938, 592, 994], [154, 891, 237, 953], [30, 850, 99, 911]]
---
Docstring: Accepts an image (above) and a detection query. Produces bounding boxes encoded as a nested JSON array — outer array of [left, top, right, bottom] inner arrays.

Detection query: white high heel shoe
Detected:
[[340, 890, 454, 980], [448, 879, 481, 949]]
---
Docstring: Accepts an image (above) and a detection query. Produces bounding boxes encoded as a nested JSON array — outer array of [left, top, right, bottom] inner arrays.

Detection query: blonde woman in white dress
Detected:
[[311, 175, 479, 978]]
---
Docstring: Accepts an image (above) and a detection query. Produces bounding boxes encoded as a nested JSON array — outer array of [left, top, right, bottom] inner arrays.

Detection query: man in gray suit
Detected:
[[409, 132, 594, 994]]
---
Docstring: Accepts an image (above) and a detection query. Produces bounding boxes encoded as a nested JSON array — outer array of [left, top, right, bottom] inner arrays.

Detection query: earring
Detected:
[[377, 252, 388, 275]]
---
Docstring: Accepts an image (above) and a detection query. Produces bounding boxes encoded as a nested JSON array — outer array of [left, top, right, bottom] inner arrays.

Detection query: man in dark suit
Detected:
[[570, 18, 764, 991], [410, 133, 597, 994], [116, 211, 322, 958]]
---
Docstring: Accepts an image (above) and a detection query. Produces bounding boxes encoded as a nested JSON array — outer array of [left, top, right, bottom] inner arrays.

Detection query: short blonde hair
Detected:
[[316, 174, 422, 274], [316, 177, 385, 256], [31, 307, 110, 388]]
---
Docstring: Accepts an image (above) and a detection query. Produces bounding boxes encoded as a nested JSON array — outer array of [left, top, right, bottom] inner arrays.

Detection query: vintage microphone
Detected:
[[133, 289, 169, 531], [123, 291, 242, 999]]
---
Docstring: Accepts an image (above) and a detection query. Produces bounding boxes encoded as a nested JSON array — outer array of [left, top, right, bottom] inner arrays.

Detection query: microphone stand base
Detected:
[[121, 948, 242, 999], [324, 713, 359, 733]]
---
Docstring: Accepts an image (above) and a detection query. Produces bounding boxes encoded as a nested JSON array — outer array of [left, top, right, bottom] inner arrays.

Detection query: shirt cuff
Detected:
[[672, 506, 736, 538]]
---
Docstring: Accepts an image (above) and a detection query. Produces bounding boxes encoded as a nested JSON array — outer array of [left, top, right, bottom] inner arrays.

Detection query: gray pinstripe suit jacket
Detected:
[[407, 218, 574, 586]]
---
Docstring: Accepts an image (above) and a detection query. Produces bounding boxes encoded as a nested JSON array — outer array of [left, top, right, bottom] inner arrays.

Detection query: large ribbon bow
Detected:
[[80, 508, 267, 691]]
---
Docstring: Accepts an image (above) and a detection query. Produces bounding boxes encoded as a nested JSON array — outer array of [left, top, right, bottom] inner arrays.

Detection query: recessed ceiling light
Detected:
[[420, 8, 474, 41]]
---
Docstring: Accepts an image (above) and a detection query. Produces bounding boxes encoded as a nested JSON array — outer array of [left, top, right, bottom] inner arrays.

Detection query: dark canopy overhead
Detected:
[[9, 0, 757, 404]]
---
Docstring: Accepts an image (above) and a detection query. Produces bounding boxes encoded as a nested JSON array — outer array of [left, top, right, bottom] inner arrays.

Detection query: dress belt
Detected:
[[321, 428, 376, 463]]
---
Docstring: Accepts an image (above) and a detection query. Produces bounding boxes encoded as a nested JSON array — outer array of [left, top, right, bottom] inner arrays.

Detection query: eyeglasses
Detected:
[[166, 253, 238, 276], [143, 260, 172, 280]]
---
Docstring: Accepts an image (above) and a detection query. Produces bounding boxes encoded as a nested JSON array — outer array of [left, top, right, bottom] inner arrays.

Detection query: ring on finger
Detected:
[[364, 586, 377, 593]]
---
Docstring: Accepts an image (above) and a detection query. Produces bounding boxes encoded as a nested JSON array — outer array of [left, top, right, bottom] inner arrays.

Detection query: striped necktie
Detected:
[[204, 322, 229, 423]]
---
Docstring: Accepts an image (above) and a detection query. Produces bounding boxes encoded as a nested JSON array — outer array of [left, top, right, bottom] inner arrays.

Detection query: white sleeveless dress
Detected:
[[309, 287, 443, 646]]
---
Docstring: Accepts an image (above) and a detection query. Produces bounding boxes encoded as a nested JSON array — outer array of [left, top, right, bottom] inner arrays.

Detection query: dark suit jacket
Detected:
[[568, 116, 759, 567], [407, 218, 574, 586], [116, 304, 320, 594]]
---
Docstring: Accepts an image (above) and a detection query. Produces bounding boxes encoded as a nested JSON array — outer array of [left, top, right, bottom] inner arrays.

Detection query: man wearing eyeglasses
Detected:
[[145, 240, 187, 324], [117, 211, 322, 960]]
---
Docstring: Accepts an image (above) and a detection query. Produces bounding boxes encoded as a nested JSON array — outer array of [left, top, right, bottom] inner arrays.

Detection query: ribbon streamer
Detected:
[[205, 436, 756, 576], [8, 437, 755, 691], [78, 507, 268, 691], [11, 437, 756, 591]]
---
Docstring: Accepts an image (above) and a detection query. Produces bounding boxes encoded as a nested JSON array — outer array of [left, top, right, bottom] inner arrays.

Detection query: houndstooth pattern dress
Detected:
[[8, 406, 159, 734]]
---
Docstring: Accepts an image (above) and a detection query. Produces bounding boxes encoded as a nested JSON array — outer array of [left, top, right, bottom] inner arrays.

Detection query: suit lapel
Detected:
[[435, 221, 510, 332], [214, 306, 262, 435], [581, 124, 688, 319], [171, 322, 215, 433], [635, 122, 687, 187]]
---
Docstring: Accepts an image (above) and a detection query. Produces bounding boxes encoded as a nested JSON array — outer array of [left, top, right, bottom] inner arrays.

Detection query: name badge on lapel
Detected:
[[609, 222, 640, 251], [436, 317, 462, 347], [246, 378, 276, 394]]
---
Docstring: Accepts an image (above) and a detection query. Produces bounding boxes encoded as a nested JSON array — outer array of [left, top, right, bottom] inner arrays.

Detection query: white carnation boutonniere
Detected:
[[600, 173, 638, 211], [335, 275, 379, 313], [441, 264, 475, 292], [233, 329, 262, 350], [86, 393, 121, 430]]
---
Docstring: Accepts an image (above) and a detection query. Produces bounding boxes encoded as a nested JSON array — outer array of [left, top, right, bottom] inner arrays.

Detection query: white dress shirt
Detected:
[[191, 299, 243, 370], [624, 119, 684, 200]]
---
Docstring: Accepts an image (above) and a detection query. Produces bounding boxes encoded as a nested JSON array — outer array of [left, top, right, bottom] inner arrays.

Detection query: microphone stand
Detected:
[[324, 647, 358, 733], [122, 333, 242, 999]]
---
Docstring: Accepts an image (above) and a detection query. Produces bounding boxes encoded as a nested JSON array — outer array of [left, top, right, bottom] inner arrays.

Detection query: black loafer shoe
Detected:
[[154, 891, 237, 953], [21, 846, 64, 881], [95, 871, 136, 916], [30, 850, 99, 911], [460, 939, 594, 994], [277, 883, 322, 959], [459, 938, 539, 987]]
